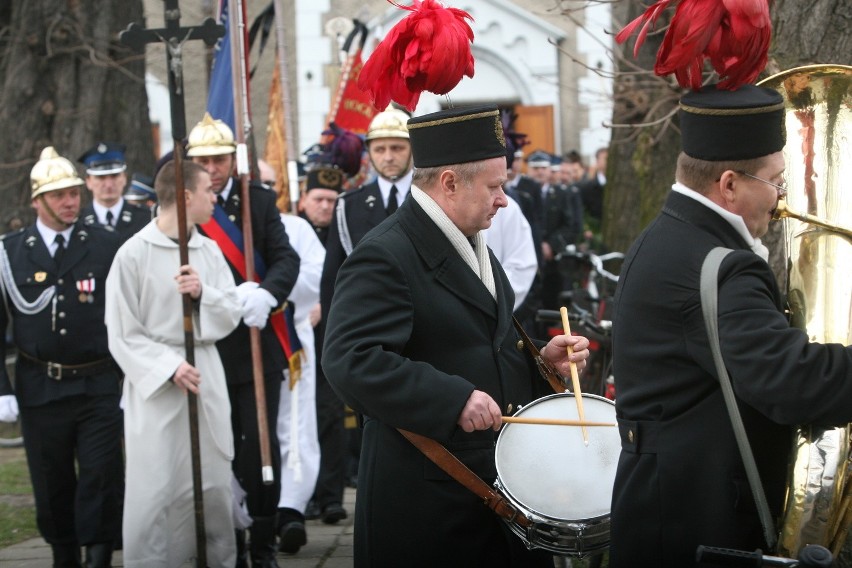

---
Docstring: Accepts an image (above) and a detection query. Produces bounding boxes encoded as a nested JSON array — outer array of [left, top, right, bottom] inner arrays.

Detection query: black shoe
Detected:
[[249, 516, 280, 568], [321, 503, 347, 525], [278, 521, 307, 554], [304, 500, 321, 521], [84, 543, 113, 568]]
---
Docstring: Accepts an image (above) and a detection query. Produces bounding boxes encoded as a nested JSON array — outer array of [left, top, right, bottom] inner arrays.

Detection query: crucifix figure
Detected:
[[120, 3, 224, 566]]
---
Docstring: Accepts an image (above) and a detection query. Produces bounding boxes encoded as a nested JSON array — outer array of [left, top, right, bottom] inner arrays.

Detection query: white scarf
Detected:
[[411, 185, 497, 301]]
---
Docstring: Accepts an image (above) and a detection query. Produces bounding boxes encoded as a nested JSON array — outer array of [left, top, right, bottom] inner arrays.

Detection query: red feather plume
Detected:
[[358, 0, 475, 111], [615, 0, 771, 91]]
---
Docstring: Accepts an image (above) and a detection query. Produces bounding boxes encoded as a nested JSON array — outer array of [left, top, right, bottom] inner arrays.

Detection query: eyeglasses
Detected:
[[735, 171, 787, 198]]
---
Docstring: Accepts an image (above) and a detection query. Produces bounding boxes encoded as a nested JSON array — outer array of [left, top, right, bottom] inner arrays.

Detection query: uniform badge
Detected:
[[365, 195, 376, 208], [25, 235, 37, 247], [83, 214, 95, 225], [228, 215, 237, 222], [121, 211, 132, 223], [76, 278, 96, 303], [35, 271, 47, 283]]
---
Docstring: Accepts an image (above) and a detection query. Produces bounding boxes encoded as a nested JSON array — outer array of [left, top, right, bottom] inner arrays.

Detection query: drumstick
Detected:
[[560, 306, 589, 446], [501, 416, 615, 427]]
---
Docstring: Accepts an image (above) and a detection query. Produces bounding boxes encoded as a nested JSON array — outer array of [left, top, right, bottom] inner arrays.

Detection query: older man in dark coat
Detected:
[[322, 106, 590, 567], [609, 85, 852, 567]]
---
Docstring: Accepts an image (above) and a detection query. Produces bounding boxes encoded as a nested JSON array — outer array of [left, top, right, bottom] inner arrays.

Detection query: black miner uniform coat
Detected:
[[80, 200, 149, 244], [322, 197, 554, 567], [609, 191, 852, 567]]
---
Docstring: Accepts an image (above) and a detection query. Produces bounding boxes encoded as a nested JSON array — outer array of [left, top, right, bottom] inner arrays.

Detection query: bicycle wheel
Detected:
[[0, 351, 23, 448]]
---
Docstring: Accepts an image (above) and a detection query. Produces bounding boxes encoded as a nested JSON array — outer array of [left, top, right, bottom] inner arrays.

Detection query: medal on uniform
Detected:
[[76, 278, 96, 303], [35, 271, 47, 283]]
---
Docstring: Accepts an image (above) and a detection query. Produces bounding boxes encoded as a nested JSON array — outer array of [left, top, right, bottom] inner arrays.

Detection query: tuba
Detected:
[[758, 64, 852, 563]]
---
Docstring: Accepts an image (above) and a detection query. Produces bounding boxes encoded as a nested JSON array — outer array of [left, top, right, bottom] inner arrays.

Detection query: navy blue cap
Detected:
[[525, 150, 552, 168], [79, 142, 127, 175], [680, 85, 785, 161], [125, 173, 156, 202]]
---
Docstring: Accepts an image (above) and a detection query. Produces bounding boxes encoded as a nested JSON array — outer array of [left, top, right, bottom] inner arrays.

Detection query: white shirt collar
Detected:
[[218, 178, 235, 202], [672, 182, 769, 261], [36, 218, 74, 254], [377, 170, 413, 208], [92, 198, 124, 226]]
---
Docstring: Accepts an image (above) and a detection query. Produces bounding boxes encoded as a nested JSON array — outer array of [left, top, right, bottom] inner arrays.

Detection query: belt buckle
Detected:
[[47, 361, 62, 381]]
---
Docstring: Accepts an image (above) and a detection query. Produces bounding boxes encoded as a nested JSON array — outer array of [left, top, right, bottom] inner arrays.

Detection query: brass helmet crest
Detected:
[[186, 112, 237, 157], [30, 147, 85, 198], [366, 108, 410, 142]]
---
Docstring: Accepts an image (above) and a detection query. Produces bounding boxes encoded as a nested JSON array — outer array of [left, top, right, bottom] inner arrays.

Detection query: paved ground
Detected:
[[0, 486, 356, 568]]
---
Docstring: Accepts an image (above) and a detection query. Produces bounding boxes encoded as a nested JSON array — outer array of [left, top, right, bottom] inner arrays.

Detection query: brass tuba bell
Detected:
[[758, 64, 852, 562]]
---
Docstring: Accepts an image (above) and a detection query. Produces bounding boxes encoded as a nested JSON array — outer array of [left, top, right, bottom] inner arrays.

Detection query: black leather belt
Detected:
[[17, 351, 116, 381]]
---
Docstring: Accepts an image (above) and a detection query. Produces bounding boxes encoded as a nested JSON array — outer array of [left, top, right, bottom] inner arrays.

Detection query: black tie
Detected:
[[54, 234, 66, 267], [217, 194, 226, 209], [106, 210, 114, 227], [386, 185, 399, 216]]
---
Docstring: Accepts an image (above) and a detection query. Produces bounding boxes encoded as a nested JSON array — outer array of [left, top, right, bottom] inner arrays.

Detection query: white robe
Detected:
[[105, 221, 241, 568], [484, 196, 537, 310], [277, 213, 324, 512]]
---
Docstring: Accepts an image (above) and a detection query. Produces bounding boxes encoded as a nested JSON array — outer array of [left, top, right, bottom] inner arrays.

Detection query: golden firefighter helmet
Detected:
[[186, 112, 237, 157], [365, 108, 410, 142], [30, 147, 85, 198]]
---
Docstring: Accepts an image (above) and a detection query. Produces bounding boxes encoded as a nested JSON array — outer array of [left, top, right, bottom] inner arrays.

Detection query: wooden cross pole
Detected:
[[120, 4, 224, 566]]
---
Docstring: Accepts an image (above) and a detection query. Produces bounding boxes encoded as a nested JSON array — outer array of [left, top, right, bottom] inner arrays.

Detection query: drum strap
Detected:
[[397, 428, 532, 528], [512, 316, 567, 394]]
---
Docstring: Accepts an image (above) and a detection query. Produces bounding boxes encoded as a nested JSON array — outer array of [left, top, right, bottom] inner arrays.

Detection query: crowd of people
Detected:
[[3, 77, 852, 568]]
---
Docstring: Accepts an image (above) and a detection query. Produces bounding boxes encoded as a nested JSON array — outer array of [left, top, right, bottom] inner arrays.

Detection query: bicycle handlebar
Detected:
[[555, 245, 622, 283]]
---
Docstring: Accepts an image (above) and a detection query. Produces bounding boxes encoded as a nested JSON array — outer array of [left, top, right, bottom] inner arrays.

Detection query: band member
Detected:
[[0, 147, 124, 567], [78, 142, 149, 241], [322, 106, 591, 566], [609, 85, 852, 567], [187, 113, 300, 568], [105, 160, 241, 567]]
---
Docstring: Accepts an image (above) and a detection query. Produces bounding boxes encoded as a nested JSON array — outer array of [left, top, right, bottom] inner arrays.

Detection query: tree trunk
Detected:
[[0, 0, 152, 232], [602, 0, 682, 255]]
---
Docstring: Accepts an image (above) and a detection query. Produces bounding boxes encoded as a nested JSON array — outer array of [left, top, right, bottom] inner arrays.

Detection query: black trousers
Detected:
[[228, 372, 282, 517], [20, 393, 123, 546], [313, 362, 346, 508]]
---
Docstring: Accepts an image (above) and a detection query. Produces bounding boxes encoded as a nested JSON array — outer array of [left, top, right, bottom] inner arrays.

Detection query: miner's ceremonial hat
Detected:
[[407, 106, 506, 168], [680, 84, 785, 161]]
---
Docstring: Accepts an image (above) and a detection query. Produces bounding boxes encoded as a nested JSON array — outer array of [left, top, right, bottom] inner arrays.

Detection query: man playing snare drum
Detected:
[[322, 105, 591, 567]]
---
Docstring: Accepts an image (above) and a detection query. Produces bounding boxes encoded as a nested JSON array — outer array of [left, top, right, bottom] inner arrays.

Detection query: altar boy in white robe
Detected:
[[105, 160, 241, 567]]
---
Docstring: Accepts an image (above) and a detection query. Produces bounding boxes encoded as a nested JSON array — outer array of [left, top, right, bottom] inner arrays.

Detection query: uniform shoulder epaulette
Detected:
[[0, 227, 26, 242]]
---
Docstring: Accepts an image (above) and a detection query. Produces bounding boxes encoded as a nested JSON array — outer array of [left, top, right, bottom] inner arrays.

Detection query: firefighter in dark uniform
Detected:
[[188, 113, 300, 568], [78, 142, 149, 242], [0, 147, 123, 568], [317, 107, 413, 525]]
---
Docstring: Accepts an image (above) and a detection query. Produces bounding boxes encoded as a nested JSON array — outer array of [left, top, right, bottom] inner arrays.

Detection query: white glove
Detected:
[[235, 281, 259, 303], [0, 395, 19, 423], [241, 287, 277, 329]]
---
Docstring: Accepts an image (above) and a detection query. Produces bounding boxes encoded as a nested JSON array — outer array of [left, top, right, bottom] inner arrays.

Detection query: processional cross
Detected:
[[120, 4, 224, 566]]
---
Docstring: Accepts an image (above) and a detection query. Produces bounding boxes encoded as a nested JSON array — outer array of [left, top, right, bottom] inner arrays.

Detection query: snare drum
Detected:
[[494, 393, 620, 556]]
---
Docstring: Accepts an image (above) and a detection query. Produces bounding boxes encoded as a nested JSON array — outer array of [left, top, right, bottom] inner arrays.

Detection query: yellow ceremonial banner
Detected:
[[265, 54, 290, 213]]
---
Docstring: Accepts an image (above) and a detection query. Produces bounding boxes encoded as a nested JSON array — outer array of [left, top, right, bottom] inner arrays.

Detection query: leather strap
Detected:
[[512, 315, 567, 394], [701, 247, 776, 549], [398, 318, 564, 528], [397, 428, 531, 528]]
